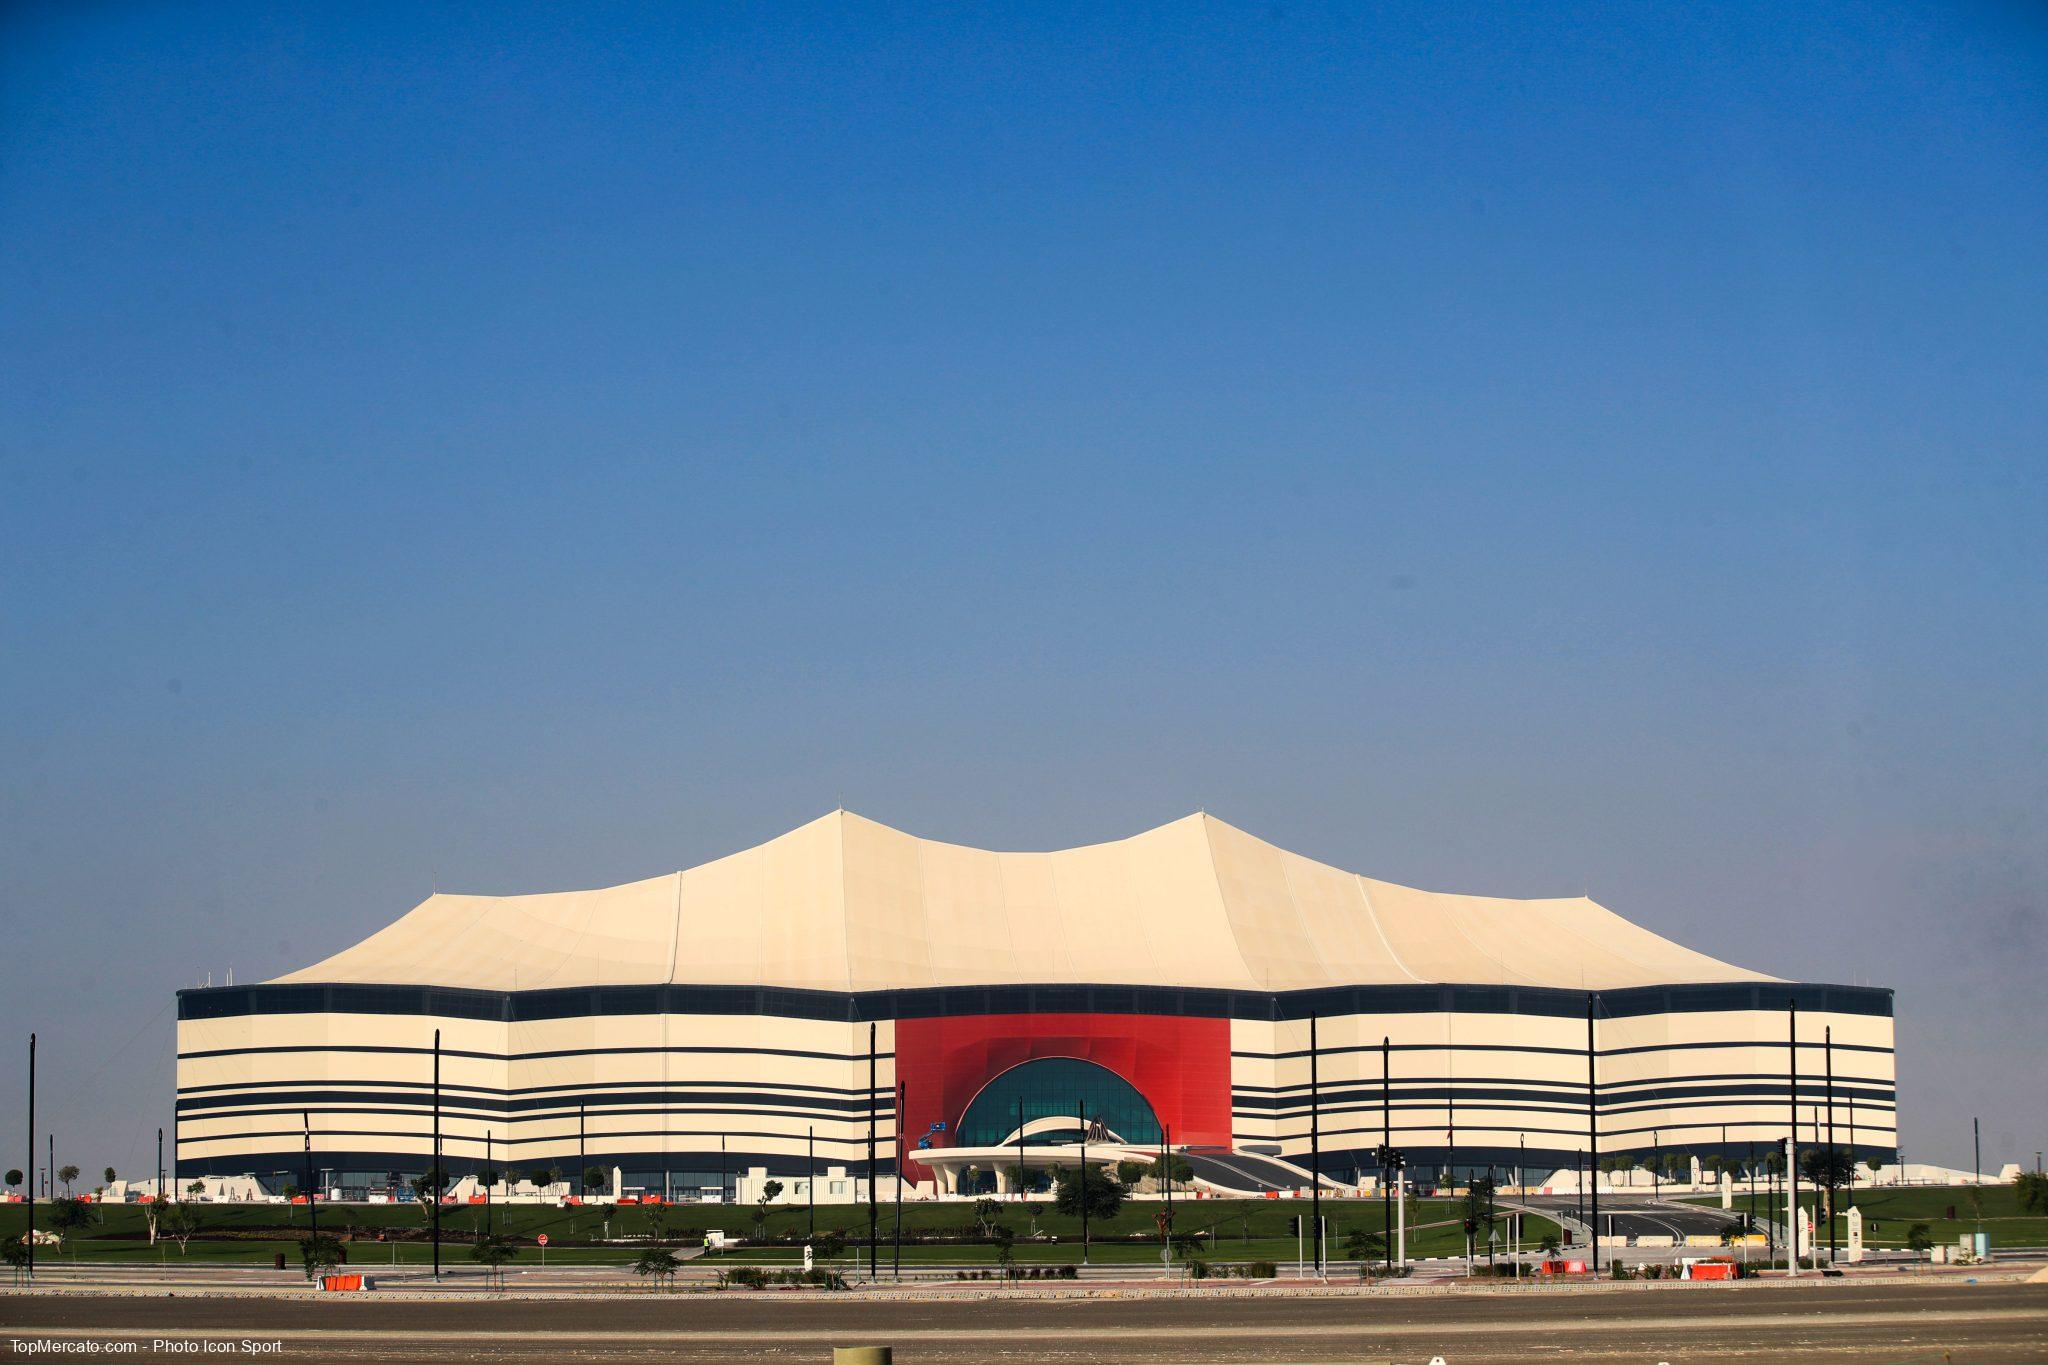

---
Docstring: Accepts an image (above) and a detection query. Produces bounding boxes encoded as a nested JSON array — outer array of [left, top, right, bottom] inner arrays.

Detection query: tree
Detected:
[[158, 1201, 199, 1254], [1462, 1177, 1497, 1249], [971, 1197, 1005, 1237], [1865, 1156, 1884, 1182], [1159, 1154, 1194, 1193], [471, 1233, 518, 1291], [4, 1169, 20, 1193], [1538, 1232, 1561, 1258], [57, 1165, 79, 1197], [409, 1169, 444, 1224], [282, 1183, 301, 1224], [52, 1197, 92, 1255], [1799, 1148, 1856, 1192], [1115, 1159, 1148, 1188], [299, 1233, 346, 1282], [753, 1179, 785, 1235], [3, 1238, 28, 1285], [990, 1223, 1016, 1278], [811, 1228, 847, 1260], [582, 1166, 609, 1198], [1343, 1225, 1388, 1274], [634, 1245, 683, 1291], [1905, 1222, 1933, 1262], [185, 1180, 205, 1200], [1051, 1165, 1125, 1221], [959, 1165, 982, 1196]]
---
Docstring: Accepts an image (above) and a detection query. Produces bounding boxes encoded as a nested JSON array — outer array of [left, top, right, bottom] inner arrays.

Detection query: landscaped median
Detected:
[[0, 1196, 1560, 1276]]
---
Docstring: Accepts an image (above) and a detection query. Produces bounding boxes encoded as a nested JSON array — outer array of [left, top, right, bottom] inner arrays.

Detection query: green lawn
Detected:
[[0, 1197, 1556, 1267], [1685, 1183, 2048, 1249]]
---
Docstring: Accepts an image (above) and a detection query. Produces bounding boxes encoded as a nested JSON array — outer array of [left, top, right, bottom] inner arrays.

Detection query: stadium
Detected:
[[174, 811, 1896, 1199]]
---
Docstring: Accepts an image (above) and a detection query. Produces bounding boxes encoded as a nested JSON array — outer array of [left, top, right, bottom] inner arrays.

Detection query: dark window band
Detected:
[[179, 980, 1894, 1023]]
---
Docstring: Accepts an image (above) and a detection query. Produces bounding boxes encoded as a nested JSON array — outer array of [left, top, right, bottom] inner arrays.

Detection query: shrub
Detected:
[[1187, 1258, 1211, 1280], [1057, 1264, 1078, 1279]]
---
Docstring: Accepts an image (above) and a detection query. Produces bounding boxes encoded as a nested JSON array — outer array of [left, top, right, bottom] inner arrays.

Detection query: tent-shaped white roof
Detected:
[[272, 811, 1773, 993]]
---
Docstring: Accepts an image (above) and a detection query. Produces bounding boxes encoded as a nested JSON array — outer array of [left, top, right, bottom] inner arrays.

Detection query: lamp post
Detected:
[[893, 1082, 904, 1280], [432, 1028, 442, 1281], [1308, 1015, 1323, 1279], [27, 1032, 36, 1282], [867, 1021, 878, 1282], [1787, 1002, 1799, 1277], [1586, 993, 1600, 1275], [808, 1126, 816, 1241], [1078, 1099, 1090, 1266], [1825, 1027, 1836, 1264], [303, 1110, 318, 1241], [1380, 1035, 1393, 1273]]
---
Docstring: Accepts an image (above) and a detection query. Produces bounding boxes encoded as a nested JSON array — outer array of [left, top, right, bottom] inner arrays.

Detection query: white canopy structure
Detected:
[[275, 810, 1771, 993]]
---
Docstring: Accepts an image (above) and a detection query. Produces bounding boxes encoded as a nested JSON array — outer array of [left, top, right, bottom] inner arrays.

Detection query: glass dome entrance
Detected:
[[954, 1057, 1163, 1147]]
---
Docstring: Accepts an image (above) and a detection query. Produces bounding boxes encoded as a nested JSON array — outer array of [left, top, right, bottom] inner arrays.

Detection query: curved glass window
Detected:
[[955, 1058, 1162, 1147]]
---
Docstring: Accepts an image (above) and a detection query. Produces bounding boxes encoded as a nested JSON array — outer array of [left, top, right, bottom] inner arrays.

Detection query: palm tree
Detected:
[[58, 1165, 79, 1197]]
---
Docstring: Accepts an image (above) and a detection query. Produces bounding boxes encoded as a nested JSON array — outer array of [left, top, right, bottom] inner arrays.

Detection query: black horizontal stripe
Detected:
[[178, 1086, 898, 1117], [179, 1043, 896, 1065], [178, 979, 1893, 1024], [1236, 1038, 1895, 1063], [181, 1103, 895, 1131], [179, 1076, 884, 1100], [176, 1124, 884, 1151], [170, 1146, 892, 1180], [1234, 1074, 1897, 1098], [1233, 1078, 1896, 1110]]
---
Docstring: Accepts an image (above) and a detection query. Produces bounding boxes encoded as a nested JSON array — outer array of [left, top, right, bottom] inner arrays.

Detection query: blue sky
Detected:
[[2, 0, 2044, 1178]]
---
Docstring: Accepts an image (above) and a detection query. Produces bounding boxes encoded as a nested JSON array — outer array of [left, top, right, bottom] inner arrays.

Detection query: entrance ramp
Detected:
[[1181, 1148, 1330, 1194]]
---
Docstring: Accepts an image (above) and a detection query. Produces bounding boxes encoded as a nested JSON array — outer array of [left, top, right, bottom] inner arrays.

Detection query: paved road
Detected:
[[6, 1279, 2046, 1362], [1517, 1193, 1744, 1241]]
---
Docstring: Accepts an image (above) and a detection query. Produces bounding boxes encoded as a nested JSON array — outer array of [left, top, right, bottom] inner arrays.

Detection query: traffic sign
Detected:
[[536, 1233, 548, 1246]]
